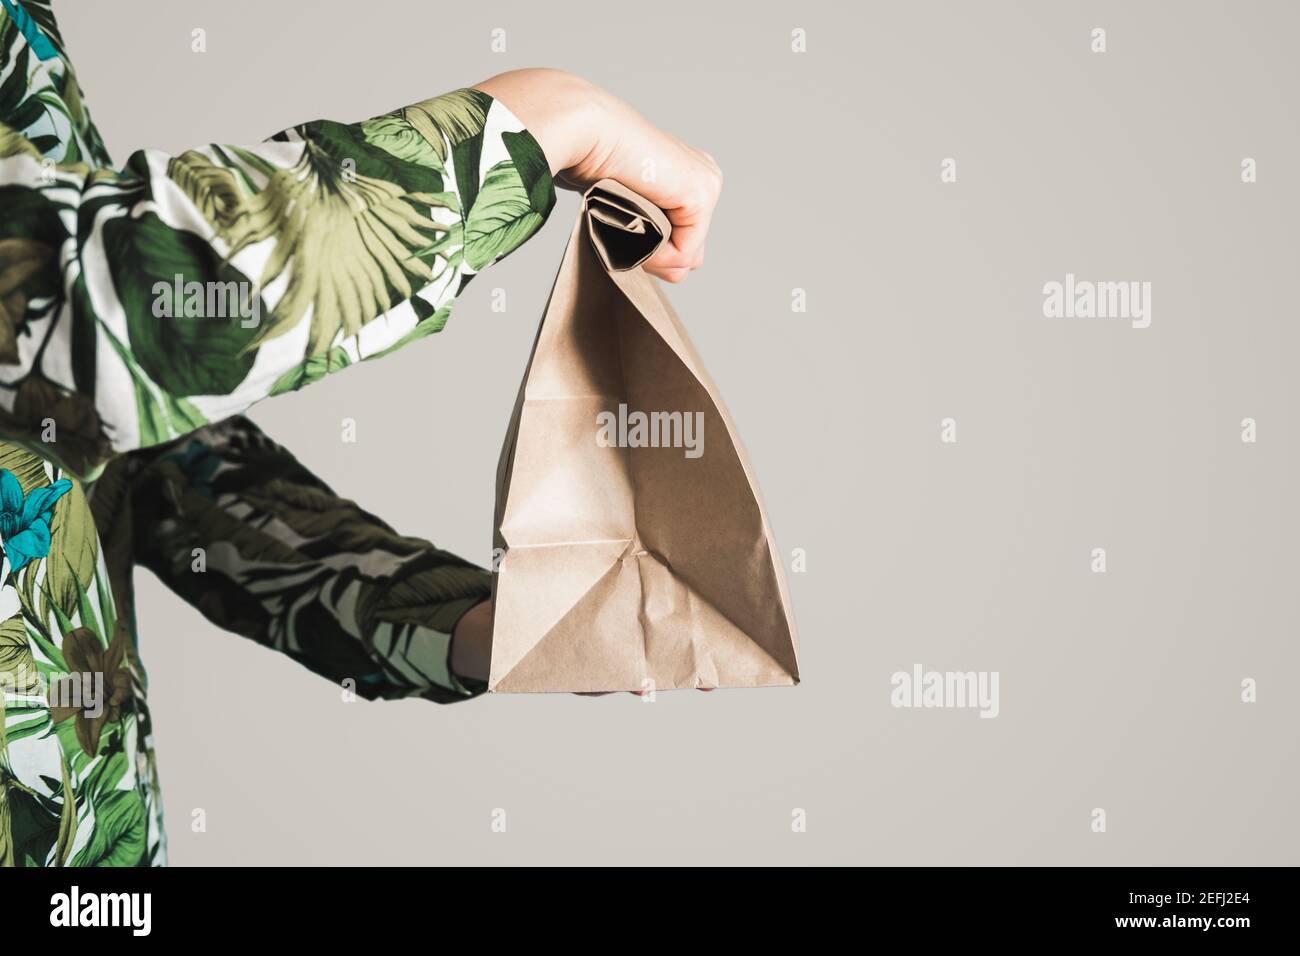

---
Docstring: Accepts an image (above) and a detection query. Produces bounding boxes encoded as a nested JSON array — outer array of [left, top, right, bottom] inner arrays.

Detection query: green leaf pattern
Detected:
[[0, 9, 554, 483]]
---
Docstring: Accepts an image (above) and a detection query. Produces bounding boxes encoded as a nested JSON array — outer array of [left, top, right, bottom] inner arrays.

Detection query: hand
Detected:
[[474, 68, 723, 283], [450, 598, 493, 683]]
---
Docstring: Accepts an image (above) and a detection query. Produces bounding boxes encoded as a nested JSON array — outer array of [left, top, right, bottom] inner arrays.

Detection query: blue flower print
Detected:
[[0, 467, 73, 573]]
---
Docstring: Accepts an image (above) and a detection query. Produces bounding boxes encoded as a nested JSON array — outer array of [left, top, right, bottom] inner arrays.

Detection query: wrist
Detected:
[[474, 68, 608, 179]]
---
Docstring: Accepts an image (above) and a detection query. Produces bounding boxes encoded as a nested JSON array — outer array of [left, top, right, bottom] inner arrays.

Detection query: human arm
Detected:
[[118, 415, 493, 702], [3, 3, 722, 483]]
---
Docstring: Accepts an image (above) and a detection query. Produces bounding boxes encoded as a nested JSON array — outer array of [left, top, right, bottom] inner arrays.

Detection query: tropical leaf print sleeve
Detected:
[[120, 416, 492, 702], [1, 12, 555, 481]]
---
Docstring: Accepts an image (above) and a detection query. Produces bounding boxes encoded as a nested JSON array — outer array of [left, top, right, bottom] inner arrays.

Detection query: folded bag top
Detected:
[[489, 179, 800, 693], [583, 180, 670, 272]]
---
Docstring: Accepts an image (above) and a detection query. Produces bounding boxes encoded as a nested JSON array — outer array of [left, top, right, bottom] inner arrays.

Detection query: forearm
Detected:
[[1, 89, 555, 480], [127, 417, 491, 703]]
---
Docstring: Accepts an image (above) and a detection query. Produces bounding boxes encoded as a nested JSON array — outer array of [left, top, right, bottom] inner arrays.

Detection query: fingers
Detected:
[[642, 173, 721, 282], [647, 264, 692, 283], [631, 136, 721, 282]]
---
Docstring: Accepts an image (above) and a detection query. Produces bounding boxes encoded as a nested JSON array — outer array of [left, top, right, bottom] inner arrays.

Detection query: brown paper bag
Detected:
[[488, 180, 800, 693]]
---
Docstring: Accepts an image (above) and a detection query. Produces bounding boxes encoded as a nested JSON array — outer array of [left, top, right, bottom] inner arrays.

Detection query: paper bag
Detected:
[[488, 180, 800, 693]]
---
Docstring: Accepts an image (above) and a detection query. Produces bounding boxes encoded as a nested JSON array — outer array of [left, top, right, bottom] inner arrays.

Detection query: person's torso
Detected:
[[1, 0, 163, 867]]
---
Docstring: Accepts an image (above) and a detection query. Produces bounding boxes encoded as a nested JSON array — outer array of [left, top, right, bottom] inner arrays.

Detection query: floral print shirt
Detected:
[[0, 0, 555, 865]]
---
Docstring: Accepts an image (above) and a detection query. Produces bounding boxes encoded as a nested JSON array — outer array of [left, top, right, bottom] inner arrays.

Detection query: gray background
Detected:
[[58, 0, 1300, 864]]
